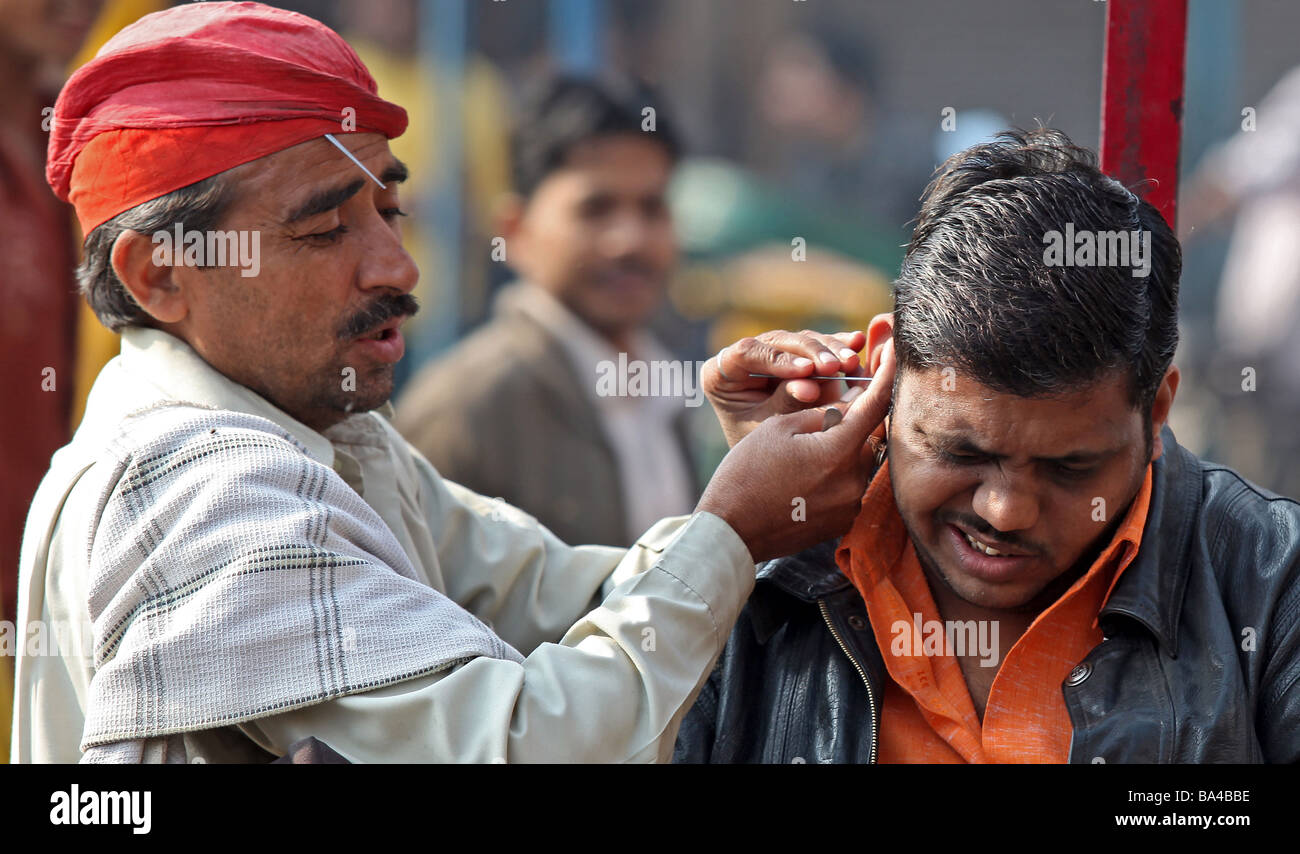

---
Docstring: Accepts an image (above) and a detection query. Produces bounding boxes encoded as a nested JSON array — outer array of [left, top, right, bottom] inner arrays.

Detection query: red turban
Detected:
[[47, 1, 408, 235]]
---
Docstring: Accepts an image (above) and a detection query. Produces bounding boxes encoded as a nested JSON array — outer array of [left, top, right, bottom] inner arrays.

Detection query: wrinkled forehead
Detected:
[[234, 134, 391, 185], [894, 363, 1138, 451], [219, 134, 399, 214]]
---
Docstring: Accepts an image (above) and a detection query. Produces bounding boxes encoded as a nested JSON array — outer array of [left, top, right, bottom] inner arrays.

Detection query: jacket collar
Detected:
[[756, 539, 849, 601], [1098, 425, 1200, 658], [744, 540, 843, 643], [753, 425, 1200, 657]]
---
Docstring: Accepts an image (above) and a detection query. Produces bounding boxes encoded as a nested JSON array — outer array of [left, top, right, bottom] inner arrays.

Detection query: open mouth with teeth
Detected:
[[962, 529, 1017, 557]]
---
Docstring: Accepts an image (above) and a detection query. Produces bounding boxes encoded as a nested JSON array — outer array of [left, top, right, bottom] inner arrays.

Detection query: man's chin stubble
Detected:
[[305, 365, 394, 423], [906, 517, 1055, 614]]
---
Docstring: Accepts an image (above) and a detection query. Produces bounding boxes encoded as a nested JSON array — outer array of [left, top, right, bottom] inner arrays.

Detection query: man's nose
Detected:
[[971, 473, 1041, 535], [600, 209, 655, 257], [357, 214, 419, 294]]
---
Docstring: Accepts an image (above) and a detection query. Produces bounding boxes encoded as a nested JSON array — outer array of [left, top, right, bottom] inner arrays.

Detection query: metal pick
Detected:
[[324, 133, 386, 188], [748, 373, 874, 381]]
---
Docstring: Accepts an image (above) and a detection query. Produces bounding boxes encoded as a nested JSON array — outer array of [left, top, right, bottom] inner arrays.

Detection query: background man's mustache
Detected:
[[339, 294, 421, 339], [592, 257, 662, 280]]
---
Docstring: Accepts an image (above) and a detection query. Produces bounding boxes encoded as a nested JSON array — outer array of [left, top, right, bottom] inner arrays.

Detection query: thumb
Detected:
[[835, 337, 895, 439]]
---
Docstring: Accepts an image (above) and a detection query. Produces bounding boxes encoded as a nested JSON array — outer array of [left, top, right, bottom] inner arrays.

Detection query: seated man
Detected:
[[676, 128, 1300, 763], [11, 2, 891, 763]]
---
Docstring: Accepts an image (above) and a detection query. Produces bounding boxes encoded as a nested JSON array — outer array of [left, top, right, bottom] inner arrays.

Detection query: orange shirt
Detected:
[[835, 457, 1153, 763]]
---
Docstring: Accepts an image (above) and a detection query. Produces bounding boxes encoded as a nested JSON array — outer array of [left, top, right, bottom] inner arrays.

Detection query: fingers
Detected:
[[830, 330, 869, 367], [755, 329, 864, 375], [730, 330, 864, 378], [710, 330, 863, 404], [784, 378, 824, 405], [715, 335, 811, 385], [779, 373, 851, 411]]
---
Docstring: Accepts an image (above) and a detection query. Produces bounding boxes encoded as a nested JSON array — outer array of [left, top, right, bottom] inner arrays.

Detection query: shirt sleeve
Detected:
[[235, 510, 755, 762], [399, 433, 694, 656]]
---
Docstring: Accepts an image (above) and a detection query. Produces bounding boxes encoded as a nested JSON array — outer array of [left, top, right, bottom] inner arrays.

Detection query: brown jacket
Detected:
[[394, 295, 699, 547]]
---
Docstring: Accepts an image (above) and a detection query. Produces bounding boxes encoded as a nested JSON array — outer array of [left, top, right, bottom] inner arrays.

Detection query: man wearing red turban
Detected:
[[11, 1, 893, 763]]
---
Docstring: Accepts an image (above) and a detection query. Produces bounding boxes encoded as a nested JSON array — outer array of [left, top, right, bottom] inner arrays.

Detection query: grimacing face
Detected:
[[156, 133, 419, 431], [886, 361, 1178, 614]]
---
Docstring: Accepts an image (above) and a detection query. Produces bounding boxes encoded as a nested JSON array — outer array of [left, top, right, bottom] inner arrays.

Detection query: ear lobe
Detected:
[[494, 194, 529, 271], [495, 194, 526, 239]]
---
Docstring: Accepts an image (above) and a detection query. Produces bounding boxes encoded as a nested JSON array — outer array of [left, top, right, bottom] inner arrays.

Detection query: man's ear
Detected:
[[865, 312, 894, 374], [110, 229, 189, 324], [1148, 365, 1181, 460], [494, 193, 528, 273]]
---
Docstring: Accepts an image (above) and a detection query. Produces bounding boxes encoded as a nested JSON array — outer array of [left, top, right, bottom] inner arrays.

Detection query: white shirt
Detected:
[[11, 327, 753, 763]]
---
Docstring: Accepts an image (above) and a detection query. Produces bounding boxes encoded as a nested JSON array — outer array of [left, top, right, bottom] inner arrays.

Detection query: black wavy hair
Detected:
[[892, 127, 1181, 449]]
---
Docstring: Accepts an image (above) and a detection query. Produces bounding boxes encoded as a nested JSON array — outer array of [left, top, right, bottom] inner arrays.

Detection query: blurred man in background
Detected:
[[752, 23, 932, 239], [1180, 64, 1300, 501], [395, 76, 698, 547]]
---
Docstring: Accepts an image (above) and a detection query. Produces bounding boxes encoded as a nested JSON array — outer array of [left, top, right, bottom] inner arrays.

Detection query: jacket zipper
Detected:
[[819, 599, 878, 764]]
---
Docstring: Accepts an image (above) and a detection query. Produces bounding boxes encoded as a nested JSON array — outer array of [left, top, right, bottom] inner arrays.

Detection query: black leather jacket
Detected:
[[674, 427, 1300, 763]]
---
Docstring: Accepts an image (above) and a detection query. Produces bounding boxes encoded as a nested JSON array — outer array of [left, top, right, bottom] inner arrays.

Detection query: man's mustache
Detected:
[[339, 293, 421, 339], [944, 513, 1043, 557], [595, 257, 663, 281]]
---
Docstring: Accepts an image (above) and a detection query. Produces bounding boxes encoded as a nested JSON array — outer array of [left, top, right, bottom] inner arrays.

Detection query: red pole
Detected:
[[1099, 0, 1189, 227]]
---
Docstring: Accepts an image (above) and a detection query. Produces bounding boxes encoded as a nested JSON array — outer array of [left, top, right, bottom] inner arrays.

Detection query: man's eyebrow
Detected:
[[284, 160, 408, 224], [286, 178, 366, 223], [917, 426, 1120, 464], [381, 159, 409, 185]]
